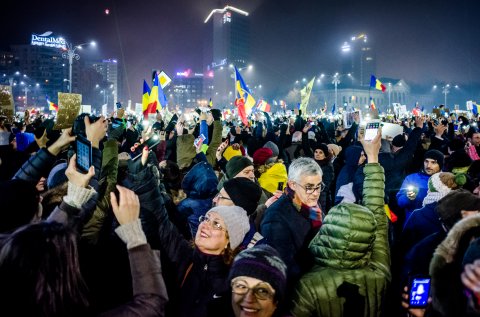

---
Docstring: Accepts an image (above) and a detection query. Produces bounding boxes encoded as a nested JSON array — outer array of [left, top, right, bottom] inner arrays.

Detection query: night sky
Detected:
[[1, 0, 479, 102]]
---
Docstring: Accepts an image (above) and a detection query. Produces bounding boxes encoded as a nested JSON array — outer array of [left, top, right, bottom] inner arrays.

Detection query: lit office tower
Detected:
[[90, 59, 119, 107], [204, 5, 249, 106], [340, 34, 376, 87]]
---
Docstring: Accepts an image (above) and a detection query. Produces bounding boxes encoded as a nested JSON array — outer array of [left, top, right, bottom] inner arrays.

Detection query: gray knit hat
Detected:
[[208, 206, 250, 250], [263, 141, 279, 157]]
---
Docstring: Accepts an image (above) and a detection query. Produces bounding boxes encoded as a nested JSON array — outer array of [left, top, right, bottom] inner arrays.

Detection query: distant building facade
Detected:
[[204, 6, 250, 106]]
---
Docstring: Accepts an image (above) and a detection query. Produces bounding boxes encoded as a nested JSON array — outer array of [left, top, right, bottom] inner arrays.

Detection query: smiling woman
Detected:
[[229, 245, 287, 317]]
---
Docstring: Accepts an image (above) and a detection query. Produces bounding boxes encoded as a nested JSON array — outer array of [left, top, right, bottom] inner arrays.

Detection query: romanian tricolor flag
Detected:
[[370, 75, 386, 92], [142, 80, 152, 119], [234, 66, 256, 125], [256, 99, 271, 112], [384, 204, 398, 223], [46, 95, 58, 111], [370, 97, 376, 110]]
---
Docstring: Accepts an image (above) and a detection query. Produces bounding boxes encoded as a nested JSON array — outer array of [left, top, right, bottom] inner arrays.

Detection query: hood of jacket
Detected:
[[258, 162, 288, 194], [309, 202, 376, 269], [181, 161, 218, 199]]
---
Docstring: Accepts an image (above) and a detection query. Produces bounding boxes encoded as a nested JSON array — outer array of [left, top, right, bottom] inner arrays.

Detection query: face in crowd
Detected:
[[314, 149, 326, 161], [289, 173, 322, 207], [424, 158, 441, 176], [472, 133, 480, 147], [195, 211, 229, 255], [231, 276, 277, 317], [236, 165, 255, 182]]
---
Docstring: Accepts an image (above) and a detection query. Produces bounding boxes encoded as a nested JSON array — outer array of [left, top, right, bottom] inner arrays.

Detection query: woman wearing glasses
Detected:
[[156, 201, 250, 317], [229, 245, 287, 317], [260, 157, 323, 296]]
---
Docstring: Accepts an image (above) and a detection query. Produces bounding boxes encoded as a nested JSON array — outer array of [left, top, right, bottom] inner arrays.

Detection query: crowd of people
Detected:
[[2, 105, 480, 316]]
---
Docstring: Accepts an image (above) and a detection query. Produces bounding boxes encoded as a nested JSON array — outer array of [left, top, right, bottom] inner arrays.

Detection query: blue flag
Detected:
[[296, 103, 301, 110], [331, 104, 336, 114]]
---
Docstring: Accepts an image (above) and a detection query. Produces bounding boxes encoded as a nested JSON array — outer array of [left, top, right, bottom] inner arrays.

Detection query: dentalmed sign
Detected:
[[31, 31, 66, 49]]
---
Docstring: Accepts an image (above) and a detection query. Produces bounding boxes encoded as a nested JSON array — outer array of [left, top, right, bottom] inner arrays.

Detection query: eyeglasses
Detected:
[[215, 193, 232, 202], [295, 182, 325, 194], [231, 278, 275, 300], [199, 214, 225, 231]]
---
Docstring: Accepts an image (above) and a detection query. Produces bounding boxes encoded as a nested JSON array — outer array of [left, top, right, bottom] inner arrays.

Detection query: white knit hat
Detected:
[[208, 206, 250, 249]]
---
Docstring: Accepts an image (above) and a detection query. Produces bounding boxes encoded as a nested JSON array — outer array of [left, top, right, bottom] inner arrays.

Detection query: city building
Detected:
[[87, 58, 120, 110], [165, 69, 210, 109], [204, 5, 250, 106], [340, 34, 376, 87], [8, 44, 68, 110]]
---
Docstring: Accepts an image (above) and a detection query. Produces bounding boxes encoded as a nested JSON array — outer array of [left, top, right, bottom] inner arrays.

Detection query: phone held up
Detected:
[[277, 182, 284, 191], [132, 135, 161, 161], [76, 135, 92, 173], [364, 122, 380, 141], [408, 275, 431, 308], [194, 134, 206, 148]]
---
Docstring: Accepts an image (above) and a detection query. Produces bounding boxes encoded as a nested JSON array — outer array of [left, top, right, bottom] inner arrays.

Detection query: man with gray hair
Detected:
[[260, 157, 323, 291]]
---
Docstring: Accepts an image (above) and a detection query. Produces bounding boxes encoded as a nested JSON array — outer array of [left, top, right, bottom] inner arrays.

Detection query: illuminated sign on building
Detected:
[[211, 58, 227, 68], [223, 11, 232, 24], [31, 31, 66, 49]]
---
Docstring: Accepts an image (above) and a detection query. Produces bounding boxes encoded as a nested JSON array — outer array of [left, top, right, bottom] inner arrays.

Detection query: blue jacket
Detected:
[[400, 201, 442, 255], [396, 172, 430, 219], [177, 161, 218, 237]]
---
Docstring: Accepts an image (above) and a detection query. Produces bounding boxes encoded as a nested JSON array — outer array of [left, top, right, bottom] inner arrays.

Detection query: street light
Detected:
[[61, 40, 96, 93], [442, 84, 450, 107], [332, 73, 340, 107]]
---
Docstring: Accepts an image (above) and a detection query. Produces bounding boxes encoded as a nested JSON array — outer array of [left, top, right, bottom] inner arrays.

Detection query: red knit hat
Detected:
[[253, 147, 273, 165]]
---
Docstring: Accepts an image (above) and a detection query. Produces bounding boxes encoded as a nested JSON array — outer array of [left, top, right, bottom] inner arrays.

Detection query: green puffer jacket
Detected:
[[291, 163, 390, 317]]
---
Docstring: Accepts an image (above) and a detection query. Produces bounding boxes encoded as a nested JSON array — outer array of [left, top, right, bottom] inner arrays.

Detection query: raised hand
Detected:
[[85, 115, 107, 148], [110, 185, 140, 225], [65, 154, 95, 188]]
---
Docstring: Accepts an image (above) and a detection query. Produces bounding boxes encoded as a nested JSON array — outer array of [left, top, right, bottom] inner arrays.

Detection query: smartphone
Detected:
[[194, 134, 206, 148], [364, 122, 380, 141], [408, 275, 431, 308], [310, 121, 314, 126], [277, 182, 284, 191], [76, 135, 92, 173], [132, 135, 161, 160]]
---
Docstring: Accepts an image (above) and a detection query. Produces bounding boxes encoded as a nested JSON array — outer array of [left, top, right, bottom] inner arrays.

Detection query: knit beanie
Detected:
[[392, 134, 406, 147], [263, 141, 279, 157], [208, 206, 250, 250], [436, 189, 480, 230], [425, 149, 445, 171], [223, 177, 262, 216], [253, 147, 273, 165], [226, 156, 254, 179], [428, 172, 466, 194], [423, 172, 467, 206], [327, 144, 342, 157], [223, 145, 242, 161], [228, 244, 287, 302], [47, 162, 68, 190]]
